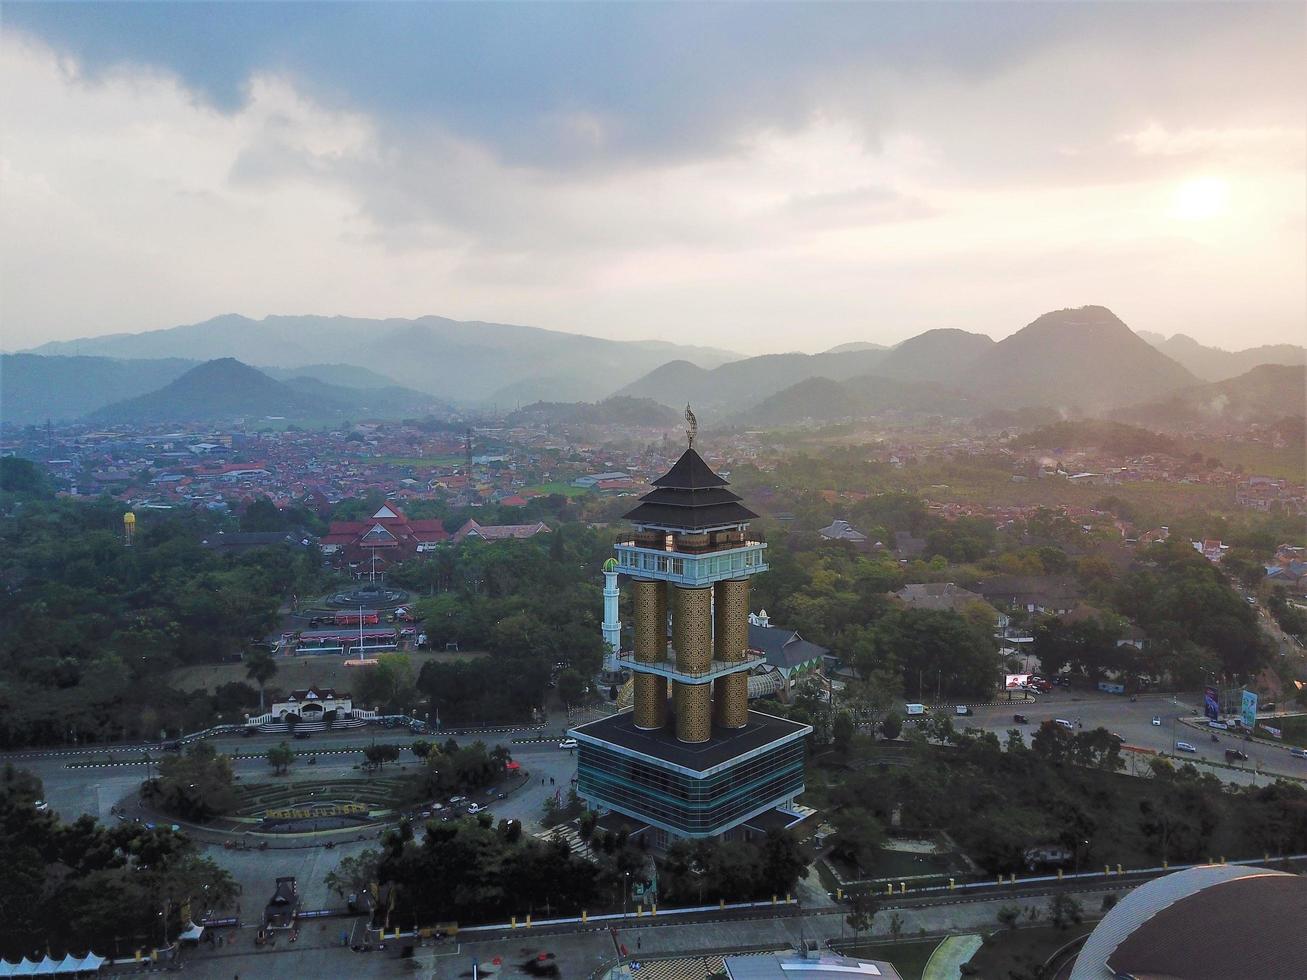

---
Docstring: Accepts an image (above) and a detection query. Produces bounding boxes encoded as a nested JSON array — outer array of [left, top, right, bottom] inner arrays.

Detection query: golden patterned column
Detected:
[[631, 579, 667, 730], [713, 579, 749, 661], [635, 674, 668, 730], [673, 586, 712, 672], [673, 585, 713, 741], [713, 579, 751, 728], [655, 581, 668, 659], [674, 681, 711, 742], [632, 580, 660, 663]]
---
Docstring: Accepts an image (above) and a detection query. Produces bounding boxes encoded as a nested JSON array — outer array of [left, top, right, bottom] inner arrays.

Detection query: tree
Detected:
[[856, 608, 999, 702], [997, 904, 1021, 930], [152, 742, 237, 821], [833, 711, 855, 753], [324, 848, 382, 900], [556, 668, 588, 707], [846, 892, 878, 941], [357, 653, 417, 713], [363, 743, 401, 771], [759, 831, 807, 897], [411, 739, 433, 759], [1048, 893, 1083, 930], [267, 741, 294, 775], [830, 809, 885, 874], [880, 711, 903, 741], [244, 650, 278, 712], [887, 911, 905, 942]]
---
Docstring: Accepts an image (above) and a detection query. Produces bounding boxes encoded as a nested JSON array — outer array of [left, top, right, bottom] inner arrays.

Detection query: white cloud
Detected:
[[1, 24, 1303, 356]]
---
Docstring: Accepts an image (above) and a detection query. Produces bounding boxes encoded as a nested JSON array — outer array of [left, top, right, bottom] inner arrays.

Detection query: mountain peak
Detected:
[[1021, 305, 1132, 337]]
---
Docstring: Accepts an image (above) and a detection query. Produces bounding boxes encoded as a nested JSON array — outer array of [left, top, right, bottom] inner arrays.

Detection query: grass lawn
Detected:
[[1263, 714, 1307, 748], [964, 923, 1094, 979], [523, 481, 592, 498], [835, 938, 941, 980], [1181, 438, 1306, 482], [168, 649, 489, 695], [831, 848, 965, 884]]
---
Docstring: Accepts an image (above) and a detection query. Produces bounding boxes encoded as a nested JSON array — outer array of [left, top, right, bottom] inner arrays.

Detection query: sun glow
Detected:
[[1171, 176, 1231, 221]]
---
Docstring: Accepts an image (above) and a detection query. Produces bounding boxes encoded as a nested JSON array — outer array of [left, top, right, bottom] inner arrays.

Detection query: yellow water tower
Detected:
[[123, 511, 136, 547]]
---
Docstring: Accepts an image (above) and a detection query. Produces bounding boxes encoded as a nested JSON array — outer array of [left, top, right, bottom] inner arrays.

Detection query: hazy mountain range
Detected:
[[1111, 364, 1307, 432], [82, 358, 447, 424], [25, 313, 739, 406], [4, 306, 1302, 428], [622, 307, 1202, 417], [1135, 331, 1306, 382]]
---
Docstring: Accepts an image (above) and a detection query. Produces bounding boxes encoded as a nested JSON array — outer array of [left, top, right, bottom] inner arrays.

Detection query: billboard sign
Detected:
[[1203, 686, 1220, 720], [1241, 690, 1258, 729]]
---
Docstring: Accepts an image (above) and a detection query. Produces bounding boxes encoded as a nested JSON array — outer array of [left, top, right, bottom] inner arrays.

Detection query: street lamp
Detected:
[[623, 871, 631, 919]]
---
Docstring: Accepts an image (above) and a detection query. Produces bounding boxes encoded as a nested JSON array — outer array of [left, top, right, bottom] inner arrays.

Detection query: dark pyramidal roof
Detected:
[[623, 447, 758, 531]]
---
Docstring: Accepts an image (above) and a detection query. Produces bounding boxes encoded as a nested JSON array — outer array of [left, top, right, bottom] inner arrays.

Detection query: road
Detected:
[[179, 882, 1134, 979], [958, 689, 1306, 783]]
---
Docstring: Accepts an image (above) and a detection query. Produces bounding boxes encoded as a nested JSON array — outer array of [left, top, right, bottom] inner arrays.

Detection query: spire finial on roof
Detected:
[[685, 404, 698, 449]]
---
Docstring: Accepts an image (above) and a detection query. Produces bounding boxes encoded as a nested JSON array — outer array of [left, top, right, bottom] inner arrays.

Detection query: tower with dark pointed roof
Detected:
[[569, 411, 811, 845]]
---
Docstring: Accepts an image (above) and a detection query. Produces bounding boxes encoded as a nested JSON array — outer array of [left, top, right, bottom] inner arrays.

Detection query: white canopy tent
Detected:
[[0, 954, 105, 976]]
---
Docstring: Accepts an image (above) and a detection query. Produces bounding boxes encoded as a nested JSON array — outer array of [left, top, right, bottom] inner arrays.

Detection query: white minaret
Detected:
[[602, 557, 621, 671]]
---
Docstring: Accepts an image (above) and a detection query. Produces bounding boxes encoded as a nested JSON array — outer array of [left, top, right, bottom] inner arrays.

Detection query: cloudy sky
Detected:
[[2, 2, 1303, 354]]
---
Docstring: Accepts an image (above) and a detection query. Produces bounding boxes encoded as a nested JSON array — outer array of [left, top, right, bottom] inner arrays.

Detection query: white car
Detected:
[[1151, 716, 1162, 726], [559, 738, 578, 749], [448, 796, 465, 804], [467, 803, 484, 815], [33, 800, 49, 812], [1176, 741, 1197, 753], [1290, 748, 1307, 760]]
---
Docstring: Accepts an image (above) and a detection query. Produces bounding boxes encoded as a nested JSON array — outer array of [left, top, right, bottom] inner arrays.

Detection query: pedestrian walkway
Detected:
[[629, 955, 725, 980], [922, 934, 983, 980], [534, 822, 595, 862]]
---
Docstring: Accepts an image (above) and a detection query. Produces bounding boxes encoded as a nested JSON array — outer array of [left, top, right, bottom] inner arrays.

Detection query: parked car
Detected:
[[1208, 720, 1229, 730], [448, 796, 466, 804], [1054, 718, 1075, 731], [467, 803, 484, 815], [294, 732, 311, 740], [954, 705, 972, 716], [1176, 741, 1197, 753], [33, 801, 49, 812], [558, 738, 578, 750], [1012, 714, 1029, 725], [1225, 749, 1249, 762], [1109, 732, 1125, 743], [1289, 748, 1307, 760], [1151, 716, 1162, 726]]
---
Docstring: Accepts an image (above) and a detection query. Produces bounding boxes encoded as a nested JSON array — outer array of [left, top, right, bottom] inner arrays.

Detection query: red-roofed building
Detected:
[[321, 503, 448, 569], [451, 518, 550, 543]]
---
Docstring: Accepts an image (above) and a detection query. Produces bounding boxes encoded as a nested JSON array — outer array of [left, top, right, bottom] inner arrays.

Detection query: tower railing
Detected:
[[616, 648, 764, 683]]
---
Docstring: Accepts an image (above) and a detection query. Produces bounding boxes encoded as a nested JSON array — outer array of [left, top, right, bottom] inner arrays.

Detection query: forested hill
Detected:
[[1012, 420, 1179, 455], [1112, 364, 1307, 431], [86, 358, 443, 423]]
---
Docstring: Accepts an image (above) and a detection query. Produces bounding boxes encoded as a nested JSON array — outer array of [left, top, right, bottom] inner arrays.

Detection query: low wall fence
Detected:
[[365, 895, 801, 944]]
